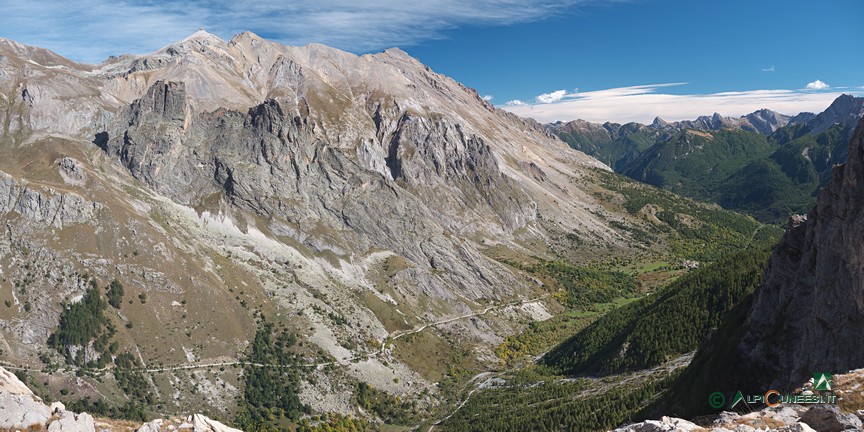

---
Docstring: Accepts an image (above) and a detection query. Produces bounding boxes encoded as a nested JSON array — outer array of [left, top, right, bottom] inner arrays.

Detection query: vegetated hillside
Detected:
[[595, 170, 781, 263], [541, 247, 772, 376], [648, 116, 864, 420], [439, 368, 681, 432], [551, 95, 864, 222], [437, 232, 778, 432], [487, 171, 782, 366], [622, 129, 775, 198], [552, 120, 663, 170]]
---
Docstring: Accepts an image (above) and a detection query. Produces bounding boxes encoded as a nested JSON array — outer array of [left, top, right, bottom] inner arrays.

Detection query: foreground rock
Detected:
[[613, 405, 854, 432], [0, 366, 89, 430], [0, 366, 243, 432], [619, 367, 864, 432], [135, 415, 242, 432]]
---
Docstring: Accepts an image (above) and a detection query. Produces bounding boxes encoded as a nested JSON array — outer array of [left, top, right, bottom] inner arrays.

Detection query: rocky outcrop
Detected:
[[0, 365, 242, 432], [48, 410, 96, 432], [735, 116, 864, 391], [134, 415, 242, 432], [98, 52, 557, 302], [0, 366, 90, 430], [191, 414, 244, 432], [57, 157, 87, 186], [0, 171, 99, 228]]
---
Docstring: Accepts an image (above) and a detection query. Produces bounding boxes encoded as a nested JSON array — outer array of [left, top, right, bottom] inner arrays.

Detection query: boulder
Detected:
[[47, 410, 96, 432], [612, 416, 701, 432], [0, 367, 52, 429], [799, 405, 862, 432], [190, 414, 243, 432], [137, 419, 164, 432], [776, 424, 817, 432], [0, 392, 52, 428]]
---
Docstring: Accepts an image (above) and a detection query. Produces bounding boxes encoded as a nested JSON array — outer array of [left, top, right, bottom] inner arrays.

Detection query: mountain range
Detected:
[[3, 29, 864, 432], [0, 30, 774, 427], [550, 95, 864, 222]]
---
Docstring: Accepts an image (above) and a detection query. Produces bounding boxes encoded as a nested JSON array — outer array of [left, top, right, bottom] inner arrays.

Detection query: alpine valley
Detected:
[[1, 30, 864, 432]]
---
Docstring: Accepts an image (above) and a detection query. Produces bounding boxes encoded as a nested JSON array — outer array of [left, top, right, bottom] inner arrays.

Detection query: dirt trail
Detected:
[[0, 294, 551, 374]]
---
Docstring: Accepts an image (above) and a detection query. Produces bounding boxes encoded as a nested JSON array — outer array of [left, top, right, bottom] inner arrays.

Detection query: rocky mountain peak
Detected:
[[652, 116, 669, 128], [182, 28, 223, 43], [808, 94, 864, 134]]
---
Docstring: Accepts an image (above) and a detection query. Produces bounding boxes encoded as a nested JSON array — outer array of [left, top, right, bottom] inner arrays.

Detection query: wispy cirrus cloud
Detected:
[[0, 0, 598, 63], [502, 83, 864, 124]]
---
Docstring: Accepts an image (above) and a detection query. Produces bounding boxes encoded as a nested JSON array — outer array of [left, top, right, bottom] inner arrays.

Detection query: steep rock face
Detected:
[[738, 116, 864, 390], [103, 80, 532, 298], [0, 171, 100, 228]]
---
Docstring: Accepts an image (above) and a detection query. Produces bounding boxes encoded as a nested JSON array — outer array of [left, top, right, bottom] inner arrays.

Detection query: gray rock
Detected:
[[0, 366, 51, 429], [799, 405, 862, 432], [137, 419, 164, 432], [771, 406, 806, 425], [57, 157, 87, 186], [47, 410, 96, 432], [0, 171, 99, 228], [190, 414, 243, 432], [0, 392, 52, 429], [776, 424, 818, 432], [612, 416, 701, 432]]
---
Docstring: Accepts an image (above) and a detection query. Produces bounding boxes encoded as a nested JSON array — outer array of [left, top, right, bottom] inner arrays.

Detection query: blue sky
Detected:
[[1, 0, 862, 123]]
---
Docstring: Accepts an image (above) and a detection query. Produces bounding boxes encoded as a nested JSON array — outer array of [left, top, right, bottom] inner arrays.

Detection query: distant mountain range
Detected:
[[549, 94, 864, 222]]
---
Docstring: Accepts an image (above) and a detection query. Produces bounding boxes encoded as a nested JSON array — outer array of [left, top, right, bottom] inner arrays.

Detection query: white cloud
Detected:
[[505, 99, 527, 106], [762, 66, 775, 72], [482, 95, 494, 101], [535, 89, 567, 104], [500, 83, 864, 124], [0, 0, 594, 63], [806, 80, 830, 90]]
